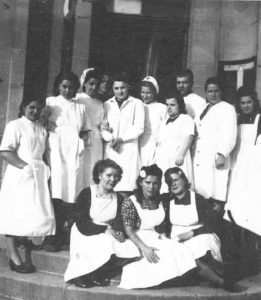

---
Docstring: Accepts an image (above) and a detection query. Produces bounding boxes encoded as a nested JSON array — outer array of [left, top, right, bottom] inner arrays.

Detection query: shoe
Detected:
[[223, 282, 247, 293], [9, 259, 35, 274], [92, 276, 110, 287], [73, 277, 94, 288]]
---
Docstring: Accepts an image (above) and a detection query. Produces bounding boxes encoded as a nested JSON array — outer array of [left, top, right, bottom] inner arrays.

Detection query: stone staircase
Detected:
[[0, 243, 261, 300]]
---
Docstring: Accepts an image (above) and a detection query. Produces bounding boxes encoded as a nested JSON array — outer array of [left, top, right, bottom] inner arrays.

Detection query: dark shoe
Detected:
[[18, 238, 42, 251], [73, 277, 94, 288], [223, 282, 247, 293], [9, 259, 35, 274], [92, 276, 110, 287], [42, 236, 60, 252]]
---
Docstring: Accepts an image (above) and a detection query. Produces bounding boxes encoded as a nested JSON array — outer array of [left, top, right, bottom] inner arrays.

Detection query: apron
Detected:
[[64, 185, 117, 282], [169, 191, 221, 261], [117, 196, 197, 289], [225, 114, 261, 236]]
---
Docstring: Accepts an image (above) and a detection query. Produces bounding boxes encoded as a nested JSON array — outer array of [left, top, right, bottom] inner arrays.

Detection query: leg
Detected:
[[196, 258, 223, 288], [6, 235, 22, 265]]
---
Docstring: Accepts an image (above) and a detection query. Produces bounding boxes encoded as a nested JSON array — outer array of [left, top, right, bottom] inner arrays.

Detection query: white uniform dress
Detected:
[[170, 191, 222, 262], [64, 185, 118, 282], [139, 102, 166, 166], [184, 93, 206, 119], [104, 96, 145, 192], [115, 196, 197, 289], [155, 114, 194, 193], [0, 117, 55, 236], [225, 114, 261, 235], [46, 95, 91, 203], [193, 101, 237, 201], [76, 93, 105, 187]]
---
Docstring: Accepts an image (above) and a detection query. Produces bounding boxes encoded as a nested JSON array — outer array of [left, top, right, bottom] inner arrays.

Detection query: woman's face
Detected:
[[23, 101, 42, 121], [84, 77, 98, 97], [166, 98, 180, 118], [239, 96, 254, 115], [168, 173, 187, 196], [113, 81, 129, 102], [59, 79, 76, 100], [99, 167, 120, 191], [141, 85, 154, 104], [141, 175, 161, 199], [206, 84, 222, 105], [99, 75, 110, 94]]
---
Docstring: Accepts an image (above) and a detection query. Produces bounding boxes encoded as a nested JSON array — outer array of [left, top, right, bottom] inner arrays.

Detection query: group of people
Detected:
[[0, 66, 260, 292]]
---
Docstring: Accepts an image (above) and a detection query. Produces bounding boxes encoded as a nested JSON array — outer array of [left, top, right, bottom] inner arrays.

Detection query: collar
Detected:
[[238, 112, 258, 124], [166, 114, 180, 125], [171, 190, 191, 205]]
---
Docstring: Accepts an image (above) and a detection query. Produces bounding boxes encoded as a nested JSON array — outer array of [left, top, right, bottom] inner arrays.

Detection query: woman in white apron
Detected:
[[114, 165, 197, 289], [0, 99, 55, 273], [155, 90, 194, 193], [76, 68, 106, 187], [139, 76, 166, 167], [64, 159, 126, 288], [193, 77, 237, 205], [225, 86, 261, 236], [102, 72, 145, 197]]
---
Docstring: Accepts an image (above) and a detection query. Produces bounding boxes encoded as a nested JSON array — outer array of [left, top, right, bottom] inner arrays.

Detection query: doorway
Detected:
[[88, 1, 190, 100]]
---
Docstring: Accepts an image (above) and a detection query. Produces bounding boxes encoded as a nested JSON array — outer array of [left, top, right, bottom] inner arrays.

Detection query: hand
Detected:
[[215, 153, 225, 169], [177, 231, 194, 242], [22, 164, 34, 179], [175, 154, 184, 166], [111, 138, 123, 150], [141, 246, 160, 264], [114, 231, 125, 243], [80, 131, 91, 147]]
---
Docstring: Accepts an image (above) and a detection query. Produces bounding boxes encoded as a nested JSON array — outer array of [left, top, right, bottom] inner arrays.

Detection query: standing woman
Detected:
[[0, 99, 55, 272], [45, 71, 91, 204], [155, 90, 194, 193], [139, 76, 166, 166], [103, 72, 145, 197], [225, 86, 261, 236], [76, 68, 105, 187], [115, 165, 196, 289], [95, 72, 111, 103], [193, 77, 237, 206]]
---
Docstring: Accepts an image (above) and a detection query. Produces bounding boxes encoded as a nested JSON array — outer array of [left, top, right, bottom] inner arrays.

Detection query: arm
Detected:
[[175, 134, 194, 166], [0, 151, 27, 169]]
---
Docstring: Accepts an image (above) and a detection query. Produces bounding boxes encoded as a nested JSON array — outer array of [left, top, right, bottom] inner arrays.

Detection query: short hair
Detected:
[[204, 77, 222, 92], [113, 71, 131, 86], [82, 69, 102, 92], [135, 164, 162, 204], [176, 69, 193, 82], [164, 167, 190, 191], [92, 159, 123, 184], [165, 89, 186, 114], [236, 86, 260, 114], [140, 81, 157, 101], [18, 98, 44, 118], [52, 71, 80, 97]]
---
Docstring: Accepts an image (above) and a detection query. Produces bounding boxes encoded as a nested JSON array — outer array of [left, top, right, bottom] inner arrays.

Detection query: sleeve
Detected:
[[182, 115, 195, 137], [75, 188, 107, 236], [216, 104, 237, 158], [81, 105, 92, 132], [121, 197, 139, 228], [0, 121, 20, 152], [120, 100, 145, 142], [111, 193, 125, 232]]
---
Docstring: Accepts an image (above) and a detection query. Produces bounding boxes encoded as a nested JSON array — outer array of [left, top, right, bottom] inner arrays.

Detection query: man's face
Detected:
[[176, 76, 193, 97]]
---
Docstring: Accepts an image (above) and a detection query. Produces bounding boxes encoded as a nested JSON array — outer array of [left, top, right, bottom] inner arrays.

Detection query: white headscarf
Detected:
[[142, 76, 159, 94], [80, 68, 95, 88]]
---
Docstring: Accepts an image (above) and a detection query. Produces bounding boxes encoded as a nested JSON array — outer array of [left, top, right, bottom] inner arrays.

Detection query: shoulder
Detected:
[[180, 113, 194, 124], [4, 119, 22, 134], [217, 101, 235, 112], [46, 96, 58, 105]]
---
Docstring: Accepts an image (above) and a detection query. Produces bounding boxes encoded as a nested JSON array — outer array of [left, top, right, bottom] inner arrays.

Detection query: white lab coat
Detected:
[[139, 102, 166, 166], [193, 101, 237, 201], [103, 96, 145, 192], [184, 93, 206, 119], [46, 95, 91, 203], [76, 93, 105, 187]]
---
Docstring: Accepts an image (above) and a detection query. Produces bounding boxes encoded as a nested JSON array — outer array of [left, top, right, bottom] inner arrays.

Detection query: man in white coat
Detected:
[[176, 69, 206, 119], [193, 77, 237, 209], [103, 72, 145, 198]]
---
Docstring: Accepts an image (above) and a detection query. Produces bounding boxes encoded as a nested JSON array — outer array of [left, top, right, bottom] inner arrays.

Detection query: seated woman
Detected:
[[114, 164, 197, 289], [162, 167, 245, 292], [64, 159, 126, 288]]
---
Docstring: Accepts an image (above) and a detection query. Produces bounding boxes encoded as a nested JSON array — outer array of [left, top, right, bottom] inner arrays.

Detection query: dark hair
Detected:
[[82, 69, 102, 92], [176, 69, 193, 82], [135, 164, 162, 204], [165, 89, 186, 114], [164, 167, 190, 191], [113, 71, 131, 86], [52, 71, 80, 97], [204, 77, 222, 92], [140, 81, 157, 101], [236, 86, 260, 114], [92, 159, 123, 184], [18, 99, 44, 118]]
